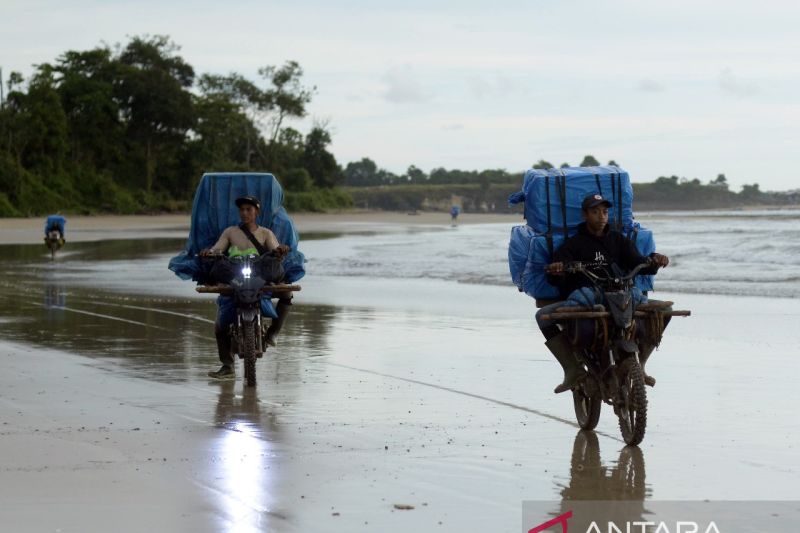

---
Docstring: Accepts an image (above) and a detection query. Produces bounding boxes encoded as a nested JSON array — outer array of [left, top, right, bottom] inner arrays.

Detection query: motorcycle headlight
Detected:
[[242, 266, 252, 278]]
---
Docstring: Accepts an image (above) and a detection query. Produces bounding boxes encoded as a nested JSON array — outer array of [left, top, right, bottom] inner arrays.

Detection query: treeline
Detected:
[[345, 156, 799, 212], [0, 35, 352, 217], [342, 155, 613, 188], [633, 174, 798, 210]]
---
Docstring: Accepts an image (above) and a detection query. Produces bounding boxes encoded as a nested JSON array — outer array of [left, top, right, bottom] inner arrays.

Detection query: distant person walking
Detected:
[[450, 205, 460, 224]]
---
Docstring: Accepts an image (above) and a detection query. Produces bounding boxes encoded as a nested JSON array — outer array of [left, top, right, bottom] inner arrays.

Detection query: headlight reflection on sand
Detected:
[[213, 389, 278, 532]]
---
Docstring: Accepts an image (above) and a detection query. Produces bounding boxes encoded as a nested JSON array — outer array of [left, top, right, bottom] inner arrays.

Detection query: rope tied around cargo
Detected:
[[558, 170, 569, 242], [545, 171, 554, 257]]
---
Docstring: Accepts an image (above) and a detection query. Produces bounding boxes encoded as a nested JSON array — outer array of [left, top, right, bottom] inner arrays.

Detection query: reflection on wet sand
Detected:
[[0, 240, 340, 386], [553, 431, 651, 530], [210, 381, 289, 529], [213, 380, 277, 435], [44, 283, 66, 310]]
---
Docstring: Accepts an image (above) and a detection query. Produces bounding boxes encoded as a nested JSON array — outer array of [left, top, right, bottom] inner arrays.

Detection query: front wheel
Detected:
[[573, 377, 602, 430], [242, 321, 258, 387], [617, 358, 648, 446]]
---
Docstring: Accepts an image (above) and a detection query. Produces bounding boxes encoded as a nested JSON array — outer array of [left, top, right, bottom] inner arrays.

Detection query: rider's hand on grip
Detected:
[[649, 253, 669, 268]]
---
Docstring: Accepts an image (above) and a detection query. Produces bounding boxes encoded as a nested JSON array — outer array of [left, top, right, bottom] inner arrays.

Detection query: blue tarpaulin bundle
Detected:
[[168, 172, 306, 284], [45, 215, 66, 235], [508, 166, 634, 234]]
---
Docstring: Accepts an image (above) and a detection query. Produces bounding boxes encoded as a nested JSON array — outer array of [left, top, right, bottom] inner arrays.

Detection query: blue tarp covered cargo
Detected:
[[45, 214, 66, 236], [508, 223, 655, 300], [168, 172, 306, 284], [508, 166, 633, 234]]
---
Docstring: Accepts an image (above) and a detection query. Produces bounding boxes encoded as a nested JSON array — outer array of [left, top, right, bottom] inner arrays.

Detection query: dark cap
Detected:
[[581, 193, 613, 211], [235, 196, 261, 210]]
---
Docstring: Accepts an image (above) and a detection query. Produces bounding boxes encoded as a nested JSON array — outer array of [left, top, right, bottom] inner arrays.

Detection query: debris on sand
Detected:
[[393, 504, 415, 511]]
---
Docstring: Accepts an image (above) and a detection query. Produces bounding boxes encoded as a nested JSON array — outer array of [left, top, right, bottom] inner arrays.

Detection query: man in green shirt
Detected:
[[202, 196, 290, 379]]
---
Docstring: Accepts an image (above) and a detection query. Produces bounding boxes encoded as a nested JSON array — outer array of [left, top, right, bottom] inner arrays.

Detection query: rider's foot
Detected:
[[208, 365, 235, 379], [546, 333, 587, 394], [554, 370, 586, 394], [644, 374, 656, 387], [265, 334, 277, 347]]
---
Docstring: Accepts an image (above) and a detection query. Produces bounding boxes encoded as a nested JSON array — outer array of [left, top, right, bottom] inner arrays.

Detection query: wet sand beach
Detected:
[[0, 216, 799, 532]]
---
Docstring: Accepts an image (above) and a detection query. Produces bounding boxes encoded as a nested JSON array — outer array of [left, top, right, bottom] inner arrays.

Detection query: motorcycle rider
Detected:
[[201, 195, 291, 379], [536, 193, 670, 393], [44, 214, 66, 242]]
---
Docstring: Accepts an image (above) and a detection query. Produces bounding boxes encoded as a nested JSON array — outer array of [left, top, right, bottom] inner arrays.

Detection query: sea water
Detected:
[[303, 209, 800, 299]]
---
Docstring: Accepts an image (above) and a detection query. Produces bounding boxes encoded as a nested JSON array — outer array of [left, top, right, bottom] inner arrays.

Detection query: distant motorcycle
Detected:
[[44, 230, 64, 260], [539, 260, 690, 445], [198, 252, 300, 387]]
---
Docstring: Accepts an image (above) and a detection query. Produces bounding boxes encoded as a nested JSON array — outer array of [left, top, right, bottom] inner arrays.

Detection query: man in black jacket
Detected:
[[536, 193, 670, 393]]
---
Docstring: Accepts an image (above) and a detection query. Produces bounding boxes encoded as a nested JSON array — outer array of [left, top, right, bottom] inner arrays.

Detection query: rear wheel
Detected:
[[617, 358, 648, 446], [572, 377, 602, 430], [242, 322, 257, 387]]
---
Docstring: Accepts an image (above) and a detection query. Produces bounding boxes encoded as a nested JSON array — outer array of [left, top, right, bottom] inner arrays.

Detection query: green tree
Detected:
[[580, 154, 600, 166], [405, 165, 427, 184], [51, 47, 123, 170], [196, 73, 264, 167], [260, 61, 314, 146], [115, 35, 196, 193], [710, 173, 729, 190], [302, 125, 341, 188], [533, 159, 554, 169], [281, 167, 313, 192], [344, 157, 381, 186], [740, 183, 761, 199], [2, 68, 69, 174]]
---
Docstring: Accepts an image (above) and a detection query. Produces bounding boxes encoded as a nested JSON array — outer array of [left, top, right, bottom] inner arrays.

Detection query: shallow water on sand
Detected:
[[0, 228, 799, 532]]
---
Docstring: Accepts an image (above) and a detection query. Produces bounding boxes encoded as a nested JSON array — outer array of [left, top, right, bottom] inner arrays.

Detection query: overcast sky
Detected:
[[2, 0, 799, 190]]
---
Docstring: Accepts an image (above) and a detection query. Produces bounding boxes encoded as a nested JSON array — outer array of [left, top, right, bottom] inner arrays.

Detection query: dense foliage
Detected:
[[0, 36, 350, 216]]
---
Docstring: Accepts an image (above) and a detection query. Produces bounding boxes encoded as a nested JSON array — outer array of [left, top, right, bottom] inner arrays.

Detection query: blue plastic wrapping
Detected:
[[508, 166, 634, 234], [526, 233, 568, 299], [45, 215, 66, 235], [625, 224, 655, 292], [508, 225, 536, 289], [168, 172, 306, 284], [508, 222, 657, 299]]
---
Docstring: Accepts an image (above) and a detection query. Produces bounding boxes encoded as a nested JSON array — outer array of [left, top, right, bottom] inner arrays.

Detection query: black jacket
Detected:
[[548, 222, 658, 297]]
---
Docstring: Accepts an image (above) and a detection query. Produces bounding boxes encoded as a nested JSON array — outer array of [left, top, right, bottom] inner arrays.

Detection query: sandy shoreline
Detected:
[[0, 211, 523, 245]]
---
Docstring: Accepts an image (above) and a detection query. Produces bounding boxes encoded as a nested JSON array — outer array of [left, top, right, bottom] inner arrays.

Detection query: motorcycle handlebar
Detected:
[[557, 259, 652, 280], [622, 261, 652, 281], [199, 251, 279, 261]]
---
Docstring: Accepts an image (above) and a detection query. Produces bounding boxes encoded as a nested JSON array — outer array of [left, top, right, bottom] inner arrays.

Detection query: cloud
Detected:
[[638, 78, 665, 93], [443, 123, 464, 131], [382, 66, 428, 103], [467, 74, 524, 100], [718, 67, 758, 97]]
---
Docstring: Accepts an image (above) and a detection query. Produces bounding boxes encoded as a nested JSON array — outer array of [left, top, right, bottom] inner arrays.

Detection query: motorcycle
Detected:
[[539, 260, 690, 445], [44, 230, 64, 260], [197, 252, 301, 387]]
